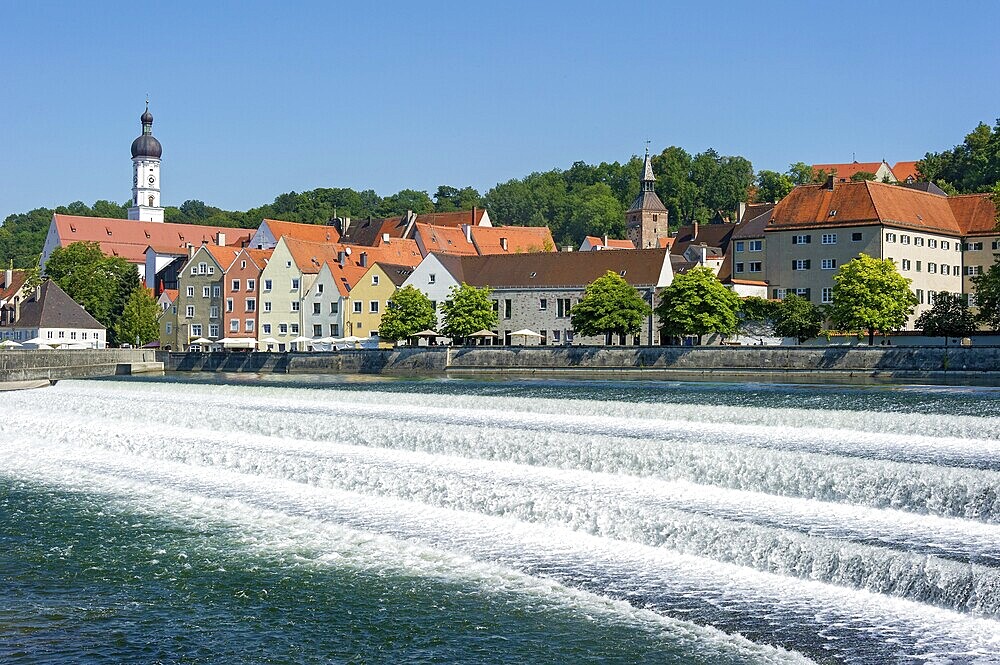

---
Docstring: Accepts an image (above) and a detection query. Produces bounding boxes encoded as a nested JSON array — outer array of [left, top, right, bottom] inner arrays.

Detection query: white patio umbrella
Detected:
[[220, 337, 256, 349], [0, 339, 22, 348], [34, 343, 53, 350], [190, 337, 213, 345], [511, 329, 542, 345]]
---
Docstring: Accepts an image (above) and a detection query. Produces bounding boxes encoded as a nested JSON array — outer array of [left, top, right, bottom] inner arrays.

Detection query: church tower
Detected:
[[626, 148, 669, 249], [127, 102, 164, 223]]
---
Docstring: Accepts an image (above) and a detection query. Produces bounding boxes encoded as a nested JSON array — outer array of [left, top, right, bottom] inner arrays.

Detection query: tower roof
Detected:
[[628, 147, 667, 213], [642, 150, 656, 182], [131, 102, 162, 159]]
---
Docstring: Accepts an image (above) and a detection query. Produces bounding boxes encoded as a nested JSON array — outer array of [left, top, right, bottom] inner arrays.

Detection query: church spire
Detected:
[[642, 146, 656, 192]]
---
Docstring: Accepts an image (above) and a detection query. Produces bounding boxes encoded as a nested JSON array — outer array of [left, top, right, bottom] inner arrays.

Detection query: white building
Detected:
[[128, 102, 164, 223], [0, 280, 106, 348]]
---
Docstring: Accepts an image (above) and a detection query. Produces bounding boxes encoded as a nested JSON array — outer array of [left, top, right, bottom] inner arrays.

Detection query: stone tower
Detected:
[[626, 148, 669, 249], [127, 102, 164, 223]]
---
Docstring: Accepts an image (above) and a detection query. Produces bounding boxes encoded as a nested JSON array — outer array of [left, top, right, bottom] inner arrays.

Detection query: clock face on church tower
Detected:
[[148, 175, 155, 185]]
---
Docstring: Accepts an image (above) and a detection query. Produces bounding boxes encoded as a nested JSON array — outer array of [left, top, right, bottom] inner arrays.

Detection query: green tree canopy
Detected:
[[915, 293, 978, 342], [786, 162, 815, 185], [828, 254, 917, 344], [850, 171, 877, 182], [433, 186, 483, 212], [45, 241, 141, 345], [738, 296, 781, 342], [114, 288, 160, 346], [439, 283, 498, 340], [773, 294, 825, 343], [655, 267, 741, 344], [379, 286, 437, 342], [918, 119, 1000, 194], [754, 170, 794, 203], [570, 271, 652, 338], [972, 254, 1000, 330]]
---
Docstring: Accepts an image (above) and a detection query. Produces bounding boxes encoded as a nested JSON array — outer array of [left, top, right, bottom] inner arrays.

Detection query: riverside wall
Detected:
[[161, 346, 1000, 383], [0, 349, 162, 383]]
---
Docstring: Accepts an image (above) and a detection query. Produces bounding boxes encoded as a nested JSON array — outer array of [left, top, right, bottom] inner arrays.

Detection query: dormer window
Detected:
[[529, 272, 536, 278]]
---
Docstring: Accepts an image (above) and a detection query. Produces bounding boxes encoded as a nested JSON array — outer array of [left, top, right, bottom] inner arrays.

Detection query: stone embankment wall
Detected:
[[0, 349, 162, 382], [162, 346, 1000, 382]]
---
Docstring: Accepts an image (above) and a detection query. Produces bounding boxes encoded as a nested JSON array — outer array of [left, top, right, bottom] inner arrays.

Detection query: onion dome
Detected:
[[131, 102, 162, 159]]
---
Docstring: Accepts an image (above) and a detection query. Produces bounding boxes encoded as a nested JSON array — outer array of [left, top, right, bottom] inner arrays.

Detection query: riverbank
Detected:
[[158, 345, 1000, 385], [0, 349, 162, 382]]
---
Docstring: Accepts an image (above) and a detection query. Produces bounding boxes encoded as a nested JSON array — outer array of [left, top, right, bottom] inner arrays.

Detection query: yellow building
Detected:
[[343, 262, 414, 345]]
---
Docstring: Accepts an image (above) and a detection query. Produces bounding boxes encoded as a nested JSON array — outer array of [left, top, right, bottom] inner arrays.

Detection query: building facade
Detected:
[[128, 102, 164, 222], [626, 149, 670, 249]]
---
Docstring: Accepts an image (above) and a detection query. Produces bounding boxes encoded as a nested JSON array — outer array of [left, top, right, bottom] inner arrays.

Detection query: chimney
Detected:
[[691, 221, 699, 241], [187, 243, 195, 259], [472, 206, 477, 225], [338, 250, 346, 267], [382, 233, 391, 244], [4, 267, 11, 288], [217, 232, 226, 247], [463, 224, 472, 243], [824, 174, 836, 190], [342, 217, 351, 234], [737, 202, 747, 223], [360, 252, 368, 268], [603, 234, 609, 248], [500, 237, 508, 252], [700, 244, 708, 265]]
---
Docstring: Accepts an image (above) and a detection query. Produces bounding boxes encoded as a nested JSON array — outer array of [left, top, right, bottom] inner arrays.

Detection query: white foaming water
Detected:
[[3, 378, 1000, 662]]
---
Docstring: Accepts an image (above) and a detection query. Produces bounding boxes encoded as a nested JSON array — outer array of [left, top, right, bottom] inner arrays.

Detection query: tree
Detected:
[[379, 286, 437, 342], [850, 171, 877, 182], [738, 296, 781, 344], [433, 185, 482, 212], [773, 294, 825, 344], [570, 271, 652, 339], [915, 293, 978, 344], [114, 288, 160, 346], [655, 267, 741, 344], [786, 162, 815, 186], [44, 241, 141, 345], [828, 254, 917, 345], [439, 283, 498, 341], [972, 254, 1000, 330], [755, 170, 794, 203]]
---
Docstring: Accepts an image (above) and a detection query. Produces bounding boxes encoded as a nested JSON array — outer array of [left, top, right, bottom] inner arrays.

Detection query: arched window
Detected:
[[148, 195, 154, 207]]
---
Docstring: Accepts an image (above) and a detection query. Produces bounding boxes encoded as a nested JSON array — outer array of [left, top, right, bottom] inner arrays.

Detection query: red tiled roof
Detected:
[[892, 161, 921, 182], [656, 237, 674, 249], [812, 161, 886, 181], [160, 289, 179, 303], [766, 180, 996, 236], [262, 219, 340, 244], [583, 236, 635, 250], [470, 225, 555, 254], [52, 215, 254, 265], [413, 223, 477, 256], [414, 209, 486, 227], [0, 269, 29, 302], [284, 237, 422, 277], [453, 248, 670, 289]]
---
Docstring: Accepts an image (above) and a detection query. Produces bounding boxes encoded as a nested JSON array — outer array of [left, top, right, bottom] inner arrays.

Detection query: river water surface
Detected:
[[2, 375, 1000, 663]]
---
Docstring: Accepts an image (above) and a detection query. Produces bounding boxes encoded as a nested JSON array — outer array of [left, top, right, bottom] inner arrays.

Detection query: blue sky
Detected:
[[1, 1, 998, 218]]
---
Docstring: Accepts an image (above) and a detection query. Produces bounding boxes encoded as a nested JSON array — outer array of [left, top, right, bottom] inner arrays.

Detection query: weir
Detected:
[[0, 349, 162, 383], [1, 377, 999, 662]]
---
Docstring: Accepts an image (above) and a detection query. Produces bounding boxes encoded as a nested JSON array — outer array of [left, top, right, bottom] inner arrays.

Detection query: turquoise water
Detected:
[[2, 376, 1000, 663]]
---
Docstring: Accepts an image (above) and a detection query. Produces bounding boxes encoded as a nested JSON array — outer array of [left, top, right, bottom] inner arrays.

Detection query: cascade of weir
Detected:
[[3, 379, 1000, 662]]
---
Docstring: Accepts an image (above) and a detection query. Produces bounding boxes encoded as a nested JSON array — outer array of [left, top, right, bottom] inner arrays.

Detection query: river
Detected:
[[2, 375, 999, 663]]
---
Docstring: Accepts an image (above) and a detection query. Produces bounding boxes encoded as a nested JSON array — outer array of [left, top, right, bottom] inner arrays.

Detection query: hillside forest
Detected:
[[2, 119, 999, 268]]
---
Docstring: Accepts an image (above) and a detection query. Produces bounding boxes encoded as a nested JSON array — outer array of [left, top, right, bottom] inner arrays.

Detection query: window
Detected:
[[901, 259, 911, 270], [735, 241, 745, 252], [369, 300, 379, 313], [245, 320, 254, 332], [821, 234, 837, 245], [185, 305, 195, 318], [915, 237, 924, 247], [186, 286, 194, 297], [198, 262, 208, 275], [213, 286, 221, 298], [916, 289, 924, 304], [428, 273, 436, 284], [504, 299, 512, 319], [928, 290, 936, 304], [209, 305, 219, 319], [313, 302, 321, 315], [247, 279, 255, 291], [47, 331, 53, 339], [821, 287, 833, 304], [191, 324, 202, 337], [279, 323, 288, 334], [748, 261, 762, 272], [203, 286, 211, 298], [232, 279, 240, 291], [317, 284, 324, 294], [852, 232, 863, 242], [230, 319, 239, 332], [795, 288, 810, 300], [886, 233, 896, 243], [749, 240, 763, 252], [372, 275, 379, 286], [291, 278, 300, 290], [735, 262, 745, 273], [964, 242, 983, 251], [940, 264, 949, 276], [209, 324, 219, 338], [70, 331, 77, 340], [264, 301, 272, 312], [901, 235, 911, 245], [264, 279, 272, 291], [553, 330, 561, 342], [821, 258, 836, 270], [928, 263, 937, 274], [965, 266, 983, 276], [539, 298, 547, 310], [928, 239, 937, 248], [314, 324, 323, 336], [246, 299, 256, 312], [792, 259, 810, 270], [291, 301, 299, 312], [993, 241, 1000, 250], [241, 261, 246, 269], [942, 241, 950, 250], [330, 324, 339, 336], [330, 302, 339, 314], [353, 301, 362, 313], [954, 264, 961, 274], [262, 323, 271, 334], [556, 298, 572, 318], [792, 234, 811, 245], [58, 331, 64, 339], [165, 323, 172, 334], [290, 324, 299, 334], [916, 261, 922, 272], [226, 298, 233, 312]]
